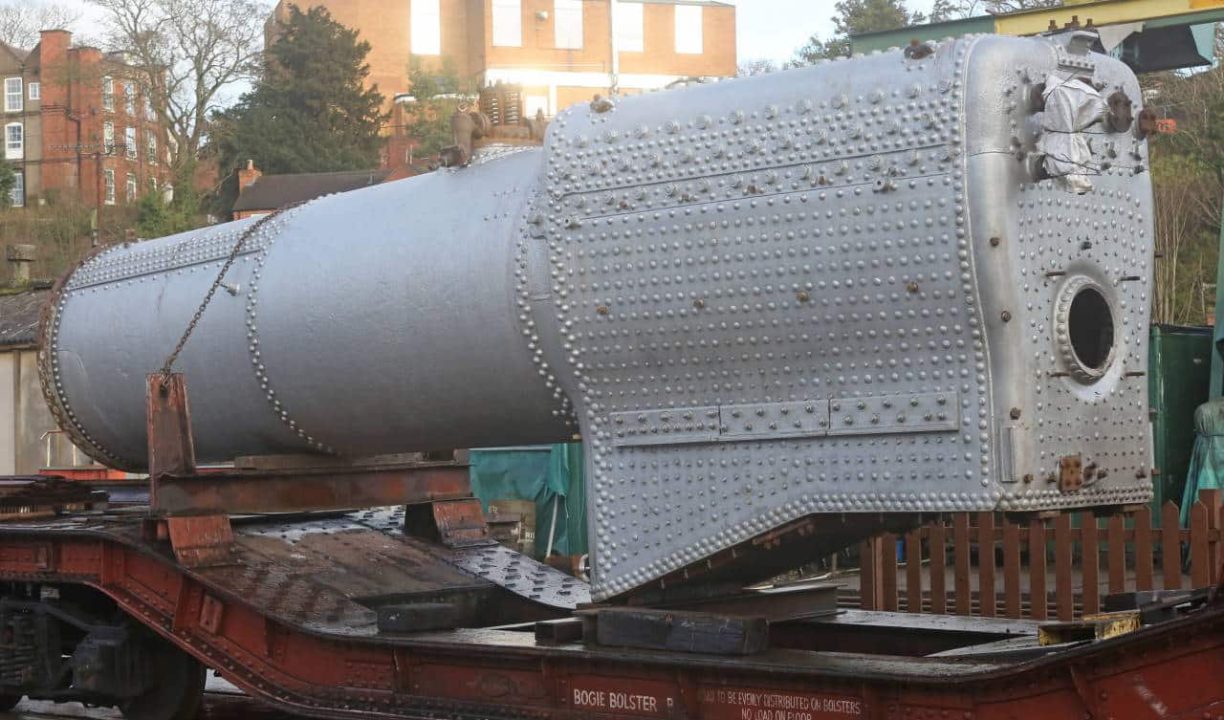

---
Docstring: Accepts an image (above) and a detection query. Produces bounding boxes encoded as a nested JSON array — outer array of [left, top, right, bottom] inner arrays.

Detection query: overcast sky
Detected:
[[737, 0, 938, 64], [49, 0, 942, 65]]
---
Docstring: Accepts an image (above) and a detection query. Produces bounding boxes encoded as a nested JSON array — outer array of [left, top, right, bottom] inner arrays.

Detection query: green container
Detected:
[[1149, 324, 1212, 522]]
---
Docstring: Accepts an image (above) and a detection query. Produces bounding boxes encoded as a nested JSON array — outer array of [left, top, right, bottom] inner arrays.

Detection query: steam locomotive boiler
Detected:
[[42, 32, 1155, 601]]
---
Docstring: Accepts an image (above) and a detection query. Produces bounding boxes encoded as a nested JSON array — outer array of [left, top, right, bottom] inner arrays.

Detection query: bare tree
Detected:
[[737, 58, 779, 77], [88, 0, 267, 182], [0, 1, 80, 50], [938, 0, 1061, 18]]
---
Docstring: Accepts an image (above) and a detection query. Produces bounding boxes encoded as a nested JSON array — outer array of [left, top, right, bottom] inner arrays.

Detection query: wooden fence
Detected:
[[854, 490, 1223, 621]]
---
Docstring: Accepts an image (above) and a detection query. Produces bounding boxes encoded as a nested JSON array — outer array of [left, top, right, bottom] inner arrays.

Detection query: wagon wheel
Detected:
[[119, 633, 205, 720]]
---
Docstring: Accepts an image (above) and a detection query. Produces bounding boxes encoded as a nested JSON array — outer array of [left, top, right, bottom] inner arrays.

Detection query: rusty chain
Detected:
[[158, 203, 300, 378]]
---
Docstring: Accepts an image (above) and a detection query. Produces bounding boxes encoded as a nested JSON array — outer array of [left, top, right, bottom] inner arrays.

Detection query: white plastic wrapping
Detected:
[[1038, 76, 1106, 194]]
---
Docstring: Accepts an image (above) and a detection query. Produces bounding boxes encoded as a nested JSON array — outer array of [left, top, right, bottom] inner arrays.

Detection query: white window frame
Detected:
[[147, 131, 156, 165], [148, 176, 158, 193], [616, 1, 644, 52], [103, 121, 115, 155], [4, 122, 21, 160], [411, 0, 441, 55], [554, 0, 583, 49], [4, 77, 21, 112], [126, 172, 137, 202], [9, 170, 22, 207], [27, 82, 39, 101], [103, 169, 116, 205], [674, 4, 703, 55], [143, 92, 154, 121], [102, 76, 114, 112], [125, 127, 137, 160], [123, 81, 135, 115], [491, 0, 521, 47]]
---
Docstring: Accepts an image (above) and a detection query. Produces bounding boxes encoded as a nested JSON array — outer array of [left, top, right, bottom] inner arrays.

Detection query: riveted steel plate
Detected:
[[241, 506, 591, 610], [450, 543, 591, 610], [523, 34, 1156, 599], [610, 406, 719, 447], [720, 401, 830, 440], [828, 392, 959, 436]]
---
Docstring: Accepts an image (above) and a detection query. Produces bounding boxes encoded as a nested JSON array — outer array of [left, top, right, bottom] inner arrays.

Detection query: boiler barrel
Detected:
[[42, 150, 573, 470], [43, 33, 1160, 602]]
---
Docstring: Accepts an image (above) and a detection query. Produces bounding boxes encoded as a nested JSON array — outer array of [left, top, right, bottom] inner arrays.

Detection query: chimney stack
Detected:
[[5, 244, 36, 287], [237, 160, 262, 195]]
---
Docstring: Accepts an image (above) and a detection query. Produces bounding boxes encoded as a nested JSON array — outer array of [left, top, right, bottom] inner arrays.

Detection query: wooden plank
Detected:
[[1134, 507, 1154, 592], [929, 523, 946, 614], [1190, 501, 1210, 589], [1161, 501, 1182, 590], [1081, 514, 1100, 616], [881, 532, 898, 612], [1202, 489, 1222, 584], [905, 528, 923, 613], [953, 514, 971, 616], [590, 607, 768, 655], [1002, 519, 1022, 618], [1029, 517, 1048, 620], [1107, 514, 1126, 595], [860, 538, 880, 610], [977, 512, 996, 617], [1054, 514, 1074, 621], [1214, 504, 1224, 587]]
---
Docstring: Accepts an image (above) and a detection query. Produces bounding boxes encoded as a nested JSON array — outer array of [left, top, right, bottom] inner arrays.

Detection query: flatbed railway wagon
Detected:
[[0, 31, 1220, 720]]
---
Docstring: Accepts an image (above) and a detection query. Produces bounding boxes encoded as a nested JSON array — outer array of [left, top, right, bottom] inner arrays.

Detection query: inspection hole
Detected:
[[1068, 287, 1114, 372]]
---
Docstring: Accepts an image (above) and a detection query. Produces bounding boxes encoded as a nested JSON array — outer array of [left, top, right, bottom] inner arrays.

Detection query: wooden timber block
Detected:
[[1037, 610, 1140, 646], [376, 603, 458, 633], [534, 617, 584, 644], [584, 607, 768, 655]]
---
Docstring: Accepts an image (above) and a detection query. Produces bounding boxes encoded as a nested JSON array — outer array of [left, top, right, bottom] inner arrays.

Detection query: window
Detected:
[[103, 121, 115, 155], [124, 82, 135, 114], [410, 0, 441, 55], [102, 76, 114, 111], [125, 127, 137, 160], [103, 169, 115, 205], [4, 77, 21, 112], [146, 131, 156, 165], [554, 0, 583, 49], [491, 0, 521, 47], [4, 122, 21, 159], [27, 82, 39, 101], [525, 94, 549, 118], [126, 172, 137, 202], [615, 1, 644, 52], [143, 92, 154, 121], [9, 171, 22, 207], [148, 176, 158, 193], [674, 4, 703, 54]]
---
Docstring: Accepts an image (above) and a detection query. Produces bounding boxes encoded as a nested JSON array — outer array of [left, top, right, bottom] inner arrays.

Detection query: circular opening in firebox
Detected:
[[1068, 286, 1114, 373]]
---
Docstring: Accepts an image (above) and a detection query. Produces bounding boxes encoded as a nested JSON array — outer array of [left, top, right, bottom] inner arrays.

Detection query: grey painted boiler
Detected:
[[43, 33, 1156, 600]]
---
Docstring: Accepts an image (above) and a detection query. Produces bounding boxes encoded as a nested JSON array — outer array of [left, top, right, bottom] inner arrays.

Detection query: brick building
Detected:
[[1, 30, 173, 209], [266, 0, 737, 118]]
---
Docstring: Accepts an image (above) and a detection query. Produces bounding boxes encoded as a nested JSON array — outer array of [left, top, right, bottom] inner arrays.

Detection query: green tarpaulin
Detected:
[[1183, 399, 1224, 527], [469, 444, 587, 558]]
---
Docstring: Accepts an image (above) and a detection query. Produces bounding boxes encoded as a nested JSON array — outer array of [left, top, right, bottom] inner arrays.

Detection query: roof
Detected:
[[0, 41, 29, 64], [232, 169, 393, 213], [0, 289, 49, 349]]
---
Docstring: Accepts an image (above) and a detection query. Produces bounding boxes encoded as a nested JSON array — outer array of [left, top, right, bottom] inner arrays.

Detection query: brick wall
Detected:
[[269, 0, 736, 113], [2, 30, 172, 209]]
